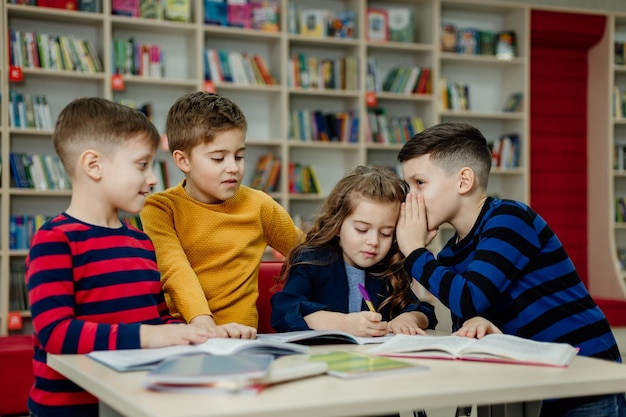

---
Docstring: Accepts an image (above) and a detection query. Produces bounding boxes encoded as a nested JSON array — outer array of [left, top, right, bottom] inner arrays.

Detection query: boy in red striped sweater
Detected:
[[26, 98, 210, 417]]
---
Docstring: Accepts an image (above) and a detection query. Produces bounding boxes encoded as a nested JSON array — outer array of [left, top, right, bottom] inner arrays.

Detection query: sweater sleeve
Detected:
[[261, 197, 305, 256], [141, 190, 212, 323]]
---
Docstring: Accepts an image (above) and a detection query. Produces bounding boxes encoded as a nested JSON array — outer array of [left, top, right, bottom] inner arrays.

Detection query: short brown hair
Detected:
[[165, 91, 247, 155], [53, 97, 160, 177], [398, 122, 492, 189]]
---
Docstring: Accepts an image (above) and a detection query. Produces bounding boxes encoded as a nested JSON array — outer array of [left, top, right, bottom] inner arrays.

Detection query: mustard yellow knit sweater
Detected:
[[140, 182, 303, 328]]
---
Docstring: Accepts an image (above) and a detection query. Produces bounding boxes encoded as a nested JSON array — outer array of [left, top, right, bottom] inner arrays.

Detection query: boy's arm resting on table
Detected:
[[141, 196, 213, 323]]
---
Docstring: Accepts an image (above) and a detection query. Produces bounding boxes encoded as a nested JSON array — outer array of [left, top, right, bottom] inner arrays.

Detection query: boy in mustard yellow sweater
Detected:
[[141, 92, 304, 338]]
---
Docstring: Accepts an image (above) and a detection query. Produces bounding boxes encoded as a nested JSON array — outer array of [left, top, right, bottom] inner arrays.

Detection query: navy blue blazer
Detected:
[[270, 248, 437, 332]]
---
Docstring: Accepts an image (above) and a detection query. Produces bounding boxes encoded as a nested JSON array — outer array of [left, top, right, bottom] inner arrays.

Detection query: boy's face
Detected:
[[338, 198, 398, 269], [182, 128, 245, 204], [401, 154, 459, 230], [102, 134, 158, 214]]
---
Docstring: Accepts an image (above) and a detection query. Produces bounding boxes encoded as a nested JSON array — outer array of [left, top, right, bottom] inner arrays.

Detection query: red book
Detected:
[[227, 0, 251, 29], [39, 0, 77, 9]]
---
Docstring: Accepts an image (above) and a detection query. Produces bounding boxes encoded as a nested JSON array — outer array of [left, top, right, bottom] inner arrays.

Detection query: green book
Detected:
[[308, 351, 427, 379]]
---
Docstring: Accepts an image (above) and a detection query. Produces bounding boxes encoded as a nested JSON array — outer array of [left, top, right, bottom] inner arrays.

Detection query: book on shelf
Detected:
[[308, 351, 426, 379], [164, 0, 191, 22], [146, 353, 328, 394], [367, 334, 579, 367], [112, 0, 139, 16], [366, 8, 388, 42], [327, 10, 355, 39], [387, 8, 414, 43], [78, 0, 100, 12], [227, 0, 252, 28], [257, 330, 395, 346], [440, 23, 457, 52], [205, 0, 228, 25], [299, 9, 327, 38], [457, 28, 479, 54], [87, 338, 310, 372], [250, 1, 280, 32], [502, 92, 523, 112], [140, 0, 163, 19]]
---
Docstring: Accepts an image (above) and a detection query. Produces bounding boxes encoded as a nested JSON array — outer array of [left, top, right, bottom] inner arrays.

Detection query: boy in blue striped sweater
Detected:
[[396, 122, 625, 417]]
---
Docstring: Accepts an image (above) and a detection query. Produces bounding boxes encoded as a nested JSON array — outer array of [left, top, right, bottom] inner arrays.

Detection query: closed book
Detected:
[[145, 353, 274, 386], [308, 351, 426, 379]]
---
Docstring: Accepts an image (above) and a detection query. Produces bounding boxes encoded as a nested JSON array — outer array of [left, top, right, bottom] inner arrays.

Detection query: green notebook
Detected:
[[309, 351, 427, 379]]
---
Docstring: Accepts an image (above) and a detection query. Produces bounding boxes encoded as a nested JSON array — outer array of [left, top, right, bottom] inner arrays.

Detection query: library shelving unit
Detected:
[[0, 0, 531, 335], [587, 11, 626, 310]]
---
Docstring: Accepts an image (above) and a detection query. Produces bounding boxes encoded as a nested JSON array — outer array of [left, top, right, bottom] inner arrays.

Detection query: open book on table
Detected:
[[87, 338, 310, 372], [367, 333, 579, 367], [257, 330, 394, 345]]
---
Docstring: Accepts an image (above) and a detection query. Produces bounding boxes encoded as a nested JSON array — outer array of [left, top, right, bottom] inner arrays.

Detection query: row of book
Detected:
[[112, 39, 163, 78], [10, 214, 51, 250], [616, 197, 626, 223], [205, 49, 275, 85], [9, 29, 103, 73], [9, 0, 98, 12], [490, 134, 521, 169], [250, 153, 280, 193], [288, 162, 321, 195], [9, 91, 53, 130], [113, 0, 192, 22], [614, 143, 626, 171], [379, 65, 432, 95], [292, 7, 355, 39], [613, 86, 626, 119], [206, 0, 280, 31], [441, 79, 470, 111], [441, 24, 517, 59], [8, 261, 28, 312], [10, 152, 72, 191], [289, 109, 359, 143], [287, 54, 358, 91], [366, 8, 414, 43], [365, 110, 424, 145], [615, 42, 626, 65]]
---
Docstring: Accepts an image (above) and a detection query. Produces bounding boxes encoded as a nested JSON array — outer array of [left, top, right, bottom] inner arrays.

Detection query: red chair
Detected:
[[256, 261, 284, 334], [0, 335, 33, 416]]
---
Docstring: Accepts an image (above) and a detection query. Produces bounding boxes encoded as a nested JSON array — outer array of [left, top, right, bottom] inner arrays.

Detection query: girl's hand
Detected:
[[344, 311, 388, 337], [388, 312, 427, 335]]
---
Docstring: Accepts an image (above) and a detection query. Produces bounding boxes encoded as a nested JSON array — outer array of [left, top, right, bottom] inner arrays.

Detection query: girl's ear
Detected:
[[172, 150, 191, 173], [458, 166, 475, 194], [80, 149, 102, 180]]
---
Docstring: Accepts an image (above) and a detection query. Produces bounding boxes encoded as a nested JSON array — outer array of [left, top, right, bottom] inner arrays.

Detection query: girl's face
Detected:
[[338, 198, 400, 269]]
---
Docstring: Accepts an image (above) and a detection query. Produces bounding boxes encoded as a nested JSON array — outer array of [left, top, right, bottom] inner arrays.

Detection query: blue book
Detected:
[[205, 0, 228, 26]]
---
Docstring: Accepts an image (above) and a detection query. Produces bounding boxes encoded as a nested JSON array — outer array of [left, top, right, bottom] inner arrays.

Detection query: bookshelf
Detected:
[[587, 11, 626, 305], [0, 0, 531, 335]]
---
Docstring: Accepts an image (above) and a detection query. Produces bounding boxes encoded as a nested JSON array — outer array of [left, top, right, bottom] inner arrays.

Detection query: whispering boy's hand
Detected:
[[396, 192, 438, 256]]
